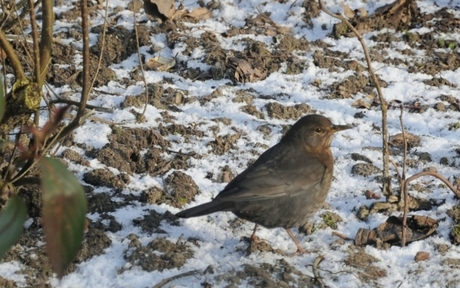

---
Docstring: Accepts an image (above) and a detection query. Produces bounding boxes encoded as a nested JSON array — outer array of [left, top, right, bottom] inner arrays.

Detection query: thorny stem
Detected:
[[318, 0, 392, 197]]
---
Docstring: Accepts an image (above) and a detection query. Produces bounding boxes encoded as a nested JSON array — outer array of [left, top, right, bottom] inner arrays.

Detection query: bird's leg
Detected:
[[285, 228, 307, 255], [249, 224, 266, 244]]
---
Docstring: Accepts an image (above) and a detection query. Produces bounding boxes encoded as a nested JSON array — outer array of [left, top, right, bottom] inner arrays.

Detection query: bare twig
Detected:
[[0, 30, 26, 81], [312, 255, 325, 288], [88, 0, 109, 96], [405, 171, 460, 199], [399, 105, 408, 246], [332, 231, 353, 241], [48, 98, 113, 113], [76, 0, 90, 120], [133, 11, 149, 120], [318, 0, 392, 197], [153, 270, 202, 288], [28, 0, 40, 82], [38, 0, 53, 86], [11, 110, 95, 184]]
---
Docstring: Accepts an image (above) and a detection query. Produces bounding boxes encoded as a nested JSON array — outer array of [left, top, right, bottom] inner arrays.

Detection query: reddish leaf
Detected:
[[40, 157, 87, 279], [25, 106, 70, 146], [0, 195, 27, 259]]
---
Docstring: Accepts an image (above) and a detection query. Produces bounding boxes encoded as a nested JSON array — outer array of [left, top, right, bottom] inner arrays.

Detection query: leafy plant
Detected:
[[0, 0, 95, 278]]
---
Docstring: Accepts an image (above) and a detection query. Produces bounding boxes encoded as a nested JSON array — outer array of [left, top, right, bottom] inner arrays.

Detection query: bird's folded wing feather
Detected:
[[215, 143, 327, 201]]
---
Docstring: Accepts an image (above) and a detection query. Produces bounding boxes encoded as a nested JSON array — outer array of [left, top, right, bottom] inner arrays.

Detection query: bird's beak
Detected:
[[332, 124, 352, 132]]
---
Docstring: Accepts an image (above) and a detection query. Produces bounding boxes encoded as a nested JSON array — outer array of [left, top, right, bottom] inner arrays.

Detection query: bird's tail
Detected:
[[176, 201, 233, 218]]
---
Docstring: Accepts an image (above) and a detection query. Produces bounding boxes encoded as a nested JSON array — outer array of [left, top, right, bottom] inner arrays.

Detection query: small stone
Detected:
[[423, 166, 437, 173], [434, 102, 446, 112], [351, 153, 372, 164], [364, 190, 381, 199], [351, 163, 381, 176], [440, 157, 449, 165], [418, 152, 432, 163], [414, 251, 430, 262], [356, 205, 370, 221]]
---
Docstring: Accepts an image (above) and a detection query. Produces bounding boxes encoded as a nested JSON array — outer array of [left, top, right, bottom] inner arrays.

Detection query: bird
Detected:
[[176, 114, 350, 254]]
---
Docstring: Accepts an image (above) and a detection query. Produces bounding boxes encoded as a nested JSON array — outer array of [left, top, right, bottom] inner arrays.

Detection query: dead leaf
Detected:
[[341, 2, 355, 18], [354, 215, 438, 246], [145, 56, 176, 71], [389, 131, 421, 149], [414, 251, 430, 262], [365, 190, 381, 199], [352, 97, 373, 109], [357, 7, 368, 17], [229, 57, 266, 83], [185, 7, 212, 20], [144, 0, 175, 21]]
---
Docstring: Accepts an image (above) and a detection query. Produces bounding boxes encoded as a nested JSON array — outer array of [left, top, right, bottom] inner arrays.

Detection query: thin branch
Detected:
[[0, 30, 26, 81], [312, 255, 325, 288], [76, 0, 90, 120], [389, 159, 402, 182], [399, 105, 408, 246], [153, 270, 201, 288], [405, 171, 460, 199], [318, 0, 391, 197], [332, 231, 353, 241], [133, 11, 149, 120], [13, 176, 41, 186], [28, 0, 40, 82], [88, 0, 109, 95], [49, 98, 113, 113], [11, 110, 95, 184], [38, 0, 53, 86]]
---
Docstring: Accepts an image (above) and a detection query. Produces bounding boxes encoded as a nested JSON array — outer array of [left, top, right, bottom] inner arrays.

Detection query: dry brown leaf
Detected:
[[352, 97, 373, 109], [414, 251, 430, 262], [389, 131, 421, 148], [341, 2, 355, 18], [354, 215, 438, 246], [230, 57, 266, 83], [146, 0, 175, 19], [185, 7, 212, 20], [357, 7, 368, 17], [145, 56, 176, 71], [364, 190, 381, 200], [276, 26, 291, 35]]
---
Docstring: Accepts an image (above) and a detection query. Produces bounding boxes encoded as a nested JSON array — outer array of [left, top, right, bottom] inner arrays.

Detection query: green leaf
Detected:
[[0, 195, 27, 259], [40, 157, 87, 279], [0, 76, 4, 121]]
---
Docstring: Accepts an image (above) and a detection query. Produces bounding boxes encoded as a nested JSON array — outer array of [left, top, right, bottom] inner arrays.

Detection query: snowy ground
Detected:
[[1, 0, 460, 287]]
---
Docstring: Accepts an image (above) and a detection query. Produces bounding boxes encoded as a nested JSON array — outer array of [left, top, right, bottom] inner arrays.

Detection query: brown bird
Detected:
[[176, 114, 350, 254]]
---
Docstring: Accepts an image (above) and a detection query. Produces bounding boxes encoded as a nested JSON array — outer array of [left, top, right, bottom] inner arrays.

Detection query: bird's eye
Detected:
[[315, 127, 324, 133]]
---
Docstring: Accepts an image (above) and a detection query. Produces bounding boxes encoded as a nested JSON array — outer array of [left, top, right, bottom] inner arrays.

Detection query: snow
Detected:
[[2, 0, 460, 287]]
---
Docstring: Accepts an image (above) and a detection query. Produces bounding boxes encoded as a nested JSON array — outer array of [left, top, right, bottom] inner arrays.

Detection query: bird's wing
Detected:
[[215, 142, 328, 201]]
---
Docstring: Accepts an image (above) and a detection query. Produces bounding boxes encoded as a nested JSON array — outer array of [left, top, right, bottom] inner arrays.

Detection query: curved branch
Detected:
[[0, 31, 26, 81], [405, 171, 460, 199]]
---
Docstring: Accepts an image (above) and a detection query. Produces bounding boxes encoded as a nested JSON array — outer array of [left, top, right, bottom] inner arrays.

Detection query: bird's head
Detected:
[[283, 114, 350, 151]]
